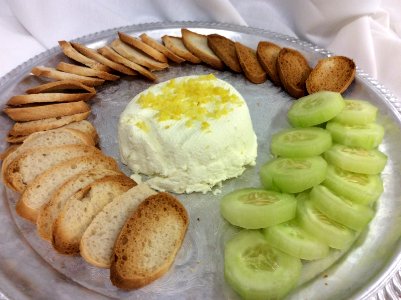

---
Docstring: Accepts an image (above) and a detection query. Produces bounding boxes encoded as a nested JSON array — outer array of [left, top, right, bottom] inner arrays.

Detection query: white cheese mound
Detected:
[[118, 74, 257, 194]]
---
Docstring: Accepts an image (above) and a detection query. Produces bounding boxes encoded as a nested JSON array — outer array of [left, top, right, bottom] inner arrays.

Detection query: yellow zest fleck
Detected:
[[137, 74, 243, 131], [135, 121, 149, 132]]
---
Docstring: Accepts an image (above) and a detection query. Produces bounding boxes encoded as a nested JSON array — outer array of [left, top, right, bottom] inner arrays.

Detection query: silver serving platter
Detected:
[[1, 21, 401, 300]]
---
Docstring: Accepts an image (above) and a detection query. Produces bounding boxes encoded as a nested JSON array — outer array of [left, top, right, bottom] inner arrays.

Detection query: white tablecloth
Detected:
[[1, 0, 400, 100]]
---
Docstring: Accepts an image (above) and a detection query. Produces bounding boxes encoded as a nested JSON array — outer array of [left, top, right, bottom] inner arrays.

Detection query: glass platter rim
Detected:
[[0, 21, 401, 300]]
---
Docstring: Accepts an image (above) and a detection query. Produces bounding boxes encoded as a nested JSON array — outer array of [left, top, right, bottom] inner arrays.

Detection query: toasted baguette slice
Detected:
[[162, 35, 201, 64], [37, 168, 122, 241], [8, 144, 100, 194], [0, 145, 19, 161], [3, 101, 91, 122], [2, 128, 93, 188], [111, 192, 189, 289], [277, 48, 311, 98], [140, 33, 185, 64], [110, 39, 168, 71], [7, 120, 97, 145], [8, 113, 90, 136], [118, 32, 168, 63], [235, 42, 267, 84], [31, 67, 104, 87], [306, 56, 356, 94], [98, 46, 156, 81], [58, 40, 111, 72], [53, 175, 136, 254], [80, 183, 157, 268], [26, 80, 95, 94], [17, 154, 119, 223], [207, 34, 242, 73], [257, 41, 282, 86], [70, 42, 136, 76], [56, 62, 120, 81], [181, 29, 224, 70], [7, 93, 94, 106]]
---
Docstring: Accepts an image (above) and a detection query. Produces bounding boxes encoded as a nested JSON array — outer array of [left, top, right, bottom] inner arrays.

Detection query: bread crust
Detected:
[[118, 32, 168, 63], [26, 80, 96, 94], [162, 35, 202, 64], [207, 34, 242, 73], [277, 48, 311, 98], [110, 39, 168, 71], [70, 42, 136, 76], [234, 42, 266, 84], [98, 46, 156, 81], [257, 41, 282, 86], [110, 192, 189, 289], [31, 67, 105, 87], [58, 40, 111, 72], [140, 33, 185, 64], [56, 62, 120, 81], [306, 56, 356, 94], [3, 101, 91, 122], [9, 112, 90, 136], [181, 29, 224, 70]]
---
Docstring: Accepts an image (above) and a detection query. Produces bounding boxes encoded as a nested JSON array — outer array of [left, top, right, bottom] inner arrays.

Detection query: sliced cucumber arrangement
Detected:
[[310, 185, 374, 231], [220, 92, 387, 300], [288, 91, 345, 127], [220, 188, 297, 229], [225, 230, 302, 300], [271, 127, 332, 157], [296, 193, 355, 250], [260, 156, 327, 193], [324, 144, 387, 174], [326, 121, 384, 149], [263, 221, 329, 260], [323, 165, 383, 205], [333, 99, 377, 125]]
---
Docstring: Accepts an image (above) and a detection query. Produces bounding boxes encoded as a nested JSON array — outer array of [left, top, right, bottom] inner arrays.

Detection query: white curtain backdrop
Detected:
[[1, 0, 400, 99]]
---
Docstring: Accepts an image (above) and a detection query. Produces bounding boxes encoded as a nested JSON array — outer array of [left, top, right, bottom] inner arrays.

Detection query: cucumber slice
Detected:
[[220, 188, 297, 229], [271, 127, 332, 158], [323, 165, 383, 205], [296, 193, 355, 249], [288, 91, 345, 127], [225, 230, 302, 300], [263, 221, 330, 260], [326, 121, 384, 149], [260, 156, 327, 193], [333, 99, 378, 125], [310, 185, 375, 231], [324, 144, 387, 174]]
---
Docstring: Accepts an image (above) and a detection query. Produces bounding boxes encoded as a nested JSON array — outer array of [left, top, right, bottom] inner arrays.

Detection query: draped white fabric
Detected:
[[1, 0, 400, 99]]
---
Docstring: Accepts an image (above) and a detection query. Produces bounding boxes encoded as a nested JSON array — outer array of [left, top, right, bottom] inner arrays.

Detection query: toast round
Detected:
[[37, 168, 122, 241], [3, 101, 91, 122], [80, 183, 157, 268], [207, 34, 242, 73], [7, 92, 94, 106], [162, 35, 202, 64], [181, 29, 224, 70], [52, 175, 136, 255], [257, 41, 282, 86], [118, 32, 168, 63], [8, 144, 100, 194], [235, 42, 266, 84], [26, 79, 96, 94], [306, 56, 356, 94], [31, 67, 105, 87], [110, 192, 189, 289], [17, 153, 118, 223], [277, 48, 311, 98], [56, 62, 120, 81], [140, 33, 185, 64]]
